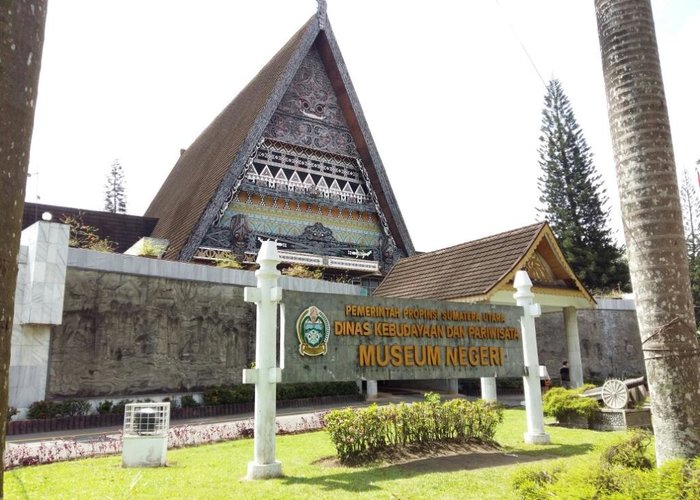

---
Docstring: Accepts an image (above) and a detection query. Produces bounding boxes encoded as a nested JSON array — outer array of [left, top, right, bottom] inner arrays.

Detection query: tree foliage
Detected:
[[104, 159, 127, 214], [679, 168, 700, 328], [537, 79, 629, 292]]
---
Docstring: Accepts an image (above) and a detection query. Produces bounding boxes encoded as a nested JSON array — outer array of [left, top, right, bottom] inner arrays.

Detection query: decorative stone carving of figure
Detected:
[[230, 214, 251, 256], [380, 235, 398, 272]]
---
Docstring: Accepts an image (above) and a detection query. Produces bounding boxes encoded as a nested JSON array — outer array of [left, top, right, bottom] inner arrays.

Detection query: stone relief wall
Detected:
[[536, 308, 645, 382], [47, 269, 255, 398]]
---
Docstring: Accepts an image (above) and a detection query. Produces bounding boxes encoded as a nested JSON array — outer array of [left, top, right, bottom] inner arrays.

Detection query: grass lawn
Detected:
[[5, 408, 623, 499]]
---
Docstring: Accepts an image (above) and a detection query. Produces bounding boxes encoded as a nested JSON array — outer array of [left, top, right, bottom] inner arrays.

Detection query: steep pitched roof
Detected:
[[145, 10, 414, 261], [373, 222, 594, 305]]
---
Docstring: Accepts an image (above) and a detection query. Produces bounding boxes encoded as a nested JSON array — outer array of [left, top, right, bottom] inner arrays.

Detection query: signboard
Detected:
[[281, 291, 524, 383]]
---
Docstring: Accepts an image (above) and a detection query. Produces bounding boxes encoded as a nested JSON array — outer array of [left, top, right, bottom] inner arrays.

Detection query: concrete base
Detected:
[[446, 379, 459, 395], [247, 460, 283, 480], [122, 436, 168, 467], [523, 432, 551, 445]]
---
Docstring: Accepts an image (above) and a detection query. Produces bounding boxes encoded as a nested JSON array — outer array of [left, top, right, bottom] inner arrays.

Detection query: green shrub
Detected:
[[180, 395, 200, 408], [60, 400, 91, 417], [510, 430, 700, 499], [601, 429, 653, 470], [324, 397, 503, 463], [110, 399, 132, 415], [96, 400, 113, 415], [511, 465, 563, 499], [202, 381, 359, 406], [27, 400, 63, 419], [542, 387, 600, 421]]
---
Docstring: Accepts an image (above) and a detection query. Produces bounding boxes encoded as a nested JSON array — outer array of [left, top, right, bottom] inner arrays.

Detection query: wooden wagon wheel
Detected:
[[601, 379, 628, 409]]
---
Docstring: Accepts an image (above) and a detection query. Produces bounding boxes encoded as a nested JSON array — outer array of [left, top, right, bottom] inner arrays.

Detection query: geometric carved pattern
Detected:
[[263, 48, 358, 157]]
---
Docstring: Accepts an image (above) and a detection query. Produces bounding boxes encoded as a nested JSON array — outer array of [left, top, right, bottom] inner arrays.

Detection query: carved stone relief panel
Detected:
[[47, 269, 255, 398]]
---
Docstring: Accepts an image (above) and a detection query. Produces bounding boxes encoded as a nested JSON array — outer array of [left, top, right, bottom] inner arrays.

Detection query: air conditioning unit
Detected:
[[122, 402, 170, 467]]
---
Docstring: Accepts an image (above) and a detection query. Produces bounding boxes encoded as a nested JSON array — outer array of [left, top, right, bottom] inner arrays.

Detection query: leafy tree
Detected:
[[596, 0, 700, 463], [0, 1, 48, 494], [537, 79, 629, 292], [104, 159, 127, 213]]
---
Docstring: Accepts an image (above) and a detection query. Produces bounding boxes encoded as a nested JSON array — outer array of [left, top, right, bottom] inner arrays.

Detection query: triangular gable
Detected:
[[483, 224, 595, 304], [145, 8, 414, 261]]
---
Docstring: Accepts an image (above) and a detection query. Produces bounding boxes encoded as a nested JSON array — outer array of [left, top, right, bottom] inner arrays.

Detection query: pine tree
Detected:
[[104, 159, 127, 213], [679, 168, 700, 327], [537, 79, 628, 292]]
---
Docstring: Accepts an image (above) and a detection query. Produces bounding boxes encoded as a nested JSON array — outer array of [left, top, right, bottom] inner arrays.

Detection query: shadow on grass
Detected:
[[281, 443, 594, 493]]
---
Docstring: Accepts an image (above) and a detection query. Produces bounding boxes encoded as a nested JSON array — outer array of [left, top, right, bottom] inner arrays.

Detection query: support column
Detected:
[[366, 380, 378, 400], [563, 307, 584, 388], [242, 241, 283, 480], [480, 377, 497, 402], [514, 270, 550, 445], [447, 379, 459, 395]]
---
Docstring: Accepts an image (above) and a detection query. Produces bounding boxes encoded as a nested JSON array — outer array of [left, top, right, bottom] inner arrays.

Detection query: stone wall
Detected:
[[536, 300, 645, 383], [48, 269, 255, 397], [45, 249, 362, 399]]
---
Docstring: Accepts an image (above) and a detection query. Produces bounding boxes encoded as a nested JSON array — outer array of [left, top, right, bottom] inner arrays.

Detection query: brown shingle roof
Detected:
[[144, 12, 414, 262], [374, 222, 547, 300], [145, 17, 317, 260], [23, 202, 158, 254]]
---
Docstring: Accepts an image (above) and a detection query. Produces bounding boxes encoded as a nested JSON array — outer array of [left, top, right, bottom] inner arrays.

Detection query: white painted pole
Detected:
[[563, 306, 584, 388], [480, 377, 497, 402], [243, 241, 283, 479], [513, 270, 550, 445]]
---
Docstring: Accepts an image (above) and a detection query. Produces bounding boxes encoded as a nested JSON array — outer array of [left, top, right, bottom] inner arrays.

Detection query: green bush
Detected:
[[542, 387, 600, 421], [180, 395, 200, 408], [110, 399, 132, 415], [601, 429, 653, 470], [96, 400, 114, 415], [27, 400, 63, 419], [202, 382, 359, 406], [60, 400, 91, 417], [511, 431, 700, 499], [324, 395, 503, 463]]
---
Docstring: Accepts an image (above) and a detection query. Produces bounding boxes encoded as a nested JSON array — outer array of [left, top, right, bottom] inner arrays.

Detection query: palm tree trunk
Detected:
[[595, 0, 700, 463], [0, 1, 48, 495]]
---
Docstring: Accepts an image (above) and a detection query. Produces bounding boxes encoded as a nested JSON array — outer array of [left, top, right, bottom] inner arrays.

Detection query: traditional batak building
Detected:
[[143, 2, 414, 289]]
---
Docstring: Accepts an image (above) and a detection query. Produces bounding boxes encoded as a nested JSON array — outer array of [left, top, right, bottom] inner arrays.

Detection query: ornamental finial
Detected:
[[316, 0, 327, 29]]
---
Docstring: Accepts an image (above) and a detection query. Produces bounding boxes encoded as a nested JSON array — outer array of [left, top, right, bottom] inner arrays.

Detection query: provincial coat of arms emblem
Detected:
[[296, 305, 330, 356]]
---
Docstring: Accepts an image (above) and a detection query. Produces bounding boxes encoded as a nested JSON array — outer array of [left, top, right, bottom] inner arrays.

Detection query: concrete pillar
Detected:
[[480, 377, 497, 401], [242, 241, 283, 479], [447, 379, 459, 395], [366, 380, 378, 400], [563, 307, 584, 388], [514, 270, 550, 445], [10, 221, 69, 412]]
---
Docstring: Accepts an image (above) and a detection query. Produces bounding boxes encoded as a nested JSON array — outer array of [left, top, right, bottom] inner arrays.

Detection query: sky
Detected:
[[26, 0, 700, 253]]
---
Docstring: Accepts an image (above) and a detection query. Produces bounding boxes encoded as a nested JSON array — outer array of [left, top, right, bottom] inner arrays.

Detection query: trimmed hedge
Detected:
[[203, 381, 359, 406], [542, 386, 600, 422], [325, 394, 503, 463]]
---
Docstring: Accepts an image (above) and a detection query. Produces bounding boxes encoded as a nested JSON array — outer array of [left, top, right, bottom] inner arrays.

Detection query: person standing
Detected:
[[560, 360, 571, 389]]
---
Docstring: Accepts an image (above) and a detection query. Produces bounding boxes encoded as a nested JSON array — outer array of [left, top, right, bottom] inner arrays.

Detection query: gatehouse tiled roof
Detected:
[[374, 222, 593, 304]]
